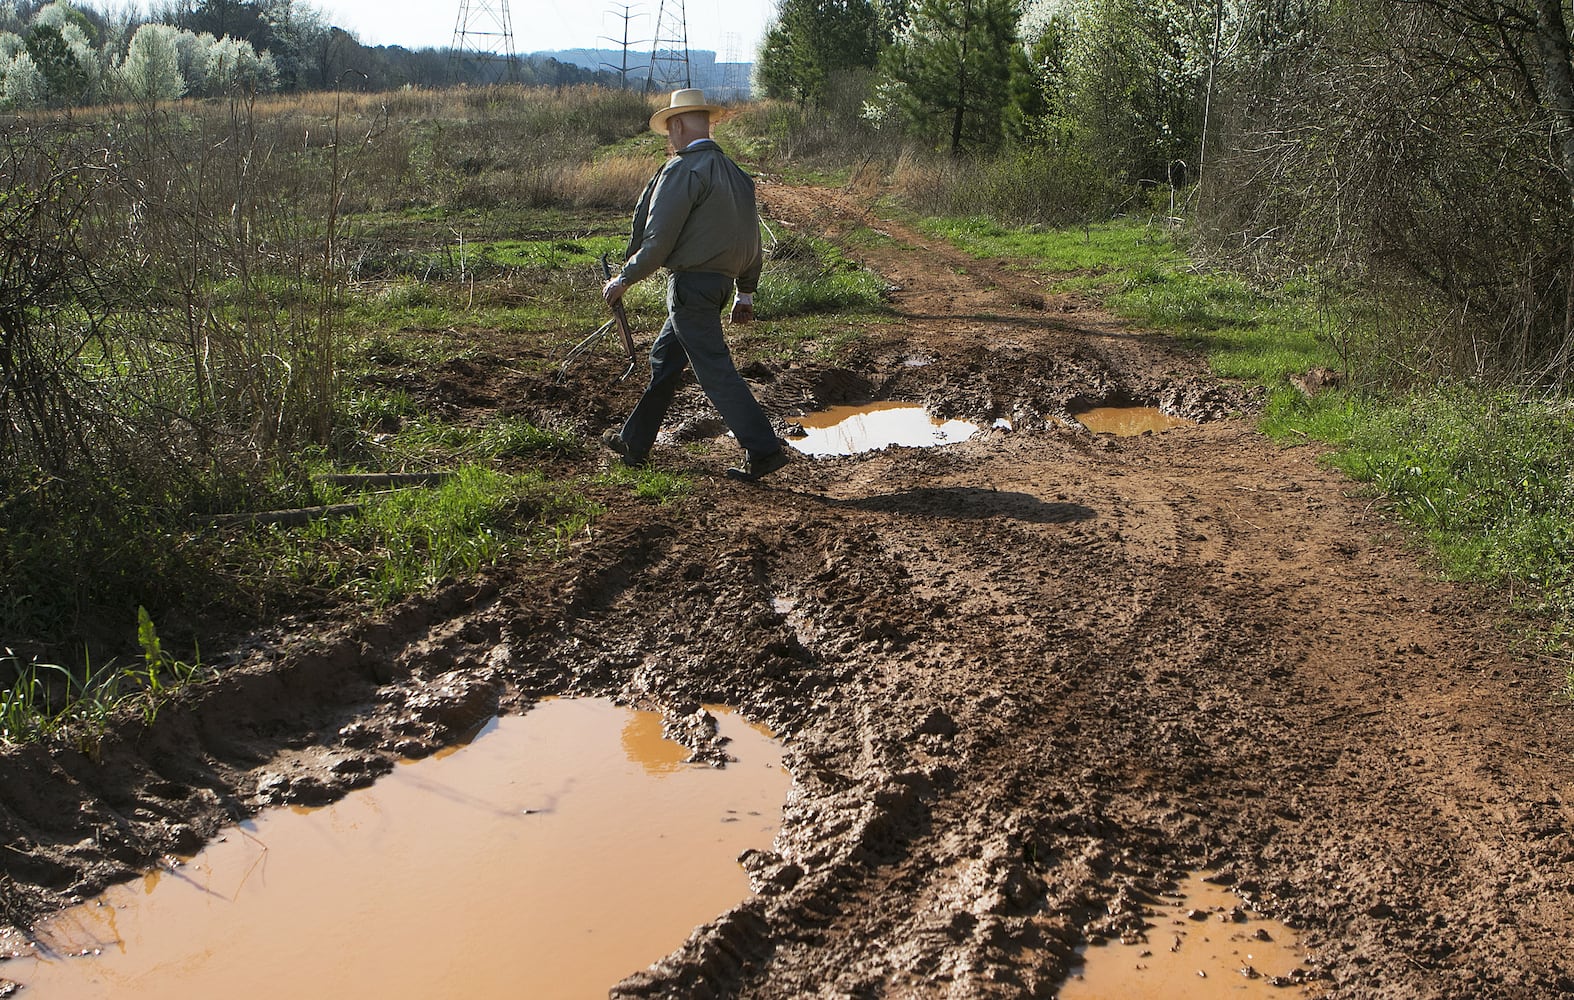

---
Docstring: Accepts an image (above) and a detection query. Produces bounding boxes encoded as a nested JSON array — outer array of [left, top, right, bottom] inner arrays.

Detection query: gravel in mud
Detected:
[[4, 184, 1574, 998]]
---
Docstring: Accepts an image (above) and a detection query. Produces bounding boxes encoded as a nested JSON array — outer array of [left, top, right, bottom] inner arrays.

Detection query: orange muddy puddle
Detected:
[[1072, 405, 1194, 437], [787, 401, 983, 456], [10, 698, 790, 999], [1058, 873, 1316, 999]]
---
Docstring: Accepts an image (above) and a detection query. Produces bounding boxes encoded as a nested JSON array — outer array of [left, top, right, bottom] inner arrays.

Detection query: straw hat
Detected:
[[650, 88, 724, 132]]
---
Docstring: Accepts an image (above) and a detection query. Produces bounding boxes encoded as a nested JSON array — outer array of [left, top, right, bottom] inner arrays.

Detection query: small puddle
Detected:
[[1058, 873, 1316, 999], [9, 698, 789, 999], [1071, 405, 1194, 437], [787, 401, 982, 456]]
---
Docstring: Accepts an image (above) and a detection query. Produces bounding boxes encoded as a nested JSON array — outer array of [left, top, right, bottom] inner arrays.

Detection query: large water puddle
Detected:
[[1072, 405, 1194, 437], [1058, 872, 1317, 999], [787, 402, 984, 456], [7, 698, 789, 999]]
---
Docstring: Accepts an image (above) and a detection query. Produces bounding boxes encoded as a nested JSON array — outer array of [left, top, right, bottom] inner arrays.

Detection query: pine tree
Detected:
[[879, 0, 1020, 154], [24, 22, 87, 104]]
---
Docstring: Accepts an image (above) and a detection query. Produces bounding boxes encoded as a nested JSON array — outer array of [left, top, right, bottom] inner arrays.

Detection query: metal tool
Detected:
[[558, 254, 640, 381], [601, 253, 639, 378]]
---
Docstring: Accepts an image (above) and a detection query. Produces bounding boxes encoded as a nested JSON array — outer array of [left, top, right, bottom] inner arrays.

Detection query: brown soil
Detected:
[[5, 182, 1574, 998]]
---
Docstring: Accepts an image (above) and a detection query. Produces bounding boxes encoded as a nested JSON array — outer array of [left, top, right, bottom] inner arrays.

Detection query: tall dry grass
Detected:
[[557, 154, 659, 209]]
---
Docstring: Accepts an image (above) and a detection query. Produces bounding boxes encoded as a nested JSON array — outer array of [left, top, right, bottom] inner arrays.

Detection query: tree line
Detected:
[[759, 0, 1574, 389], [0, 0, 622, 107]]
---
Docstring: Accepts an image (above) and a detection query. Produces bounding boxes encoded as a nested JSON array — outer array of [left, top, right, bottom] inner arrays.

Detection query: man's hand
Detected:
[[730, 300, 754, 324], [603, 277, 626, 305]]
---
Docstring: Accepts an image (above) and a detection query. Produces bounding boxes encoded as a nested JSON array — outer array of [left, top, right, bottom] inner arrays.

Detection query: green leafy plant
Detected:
[[130, 606, 203, 725]]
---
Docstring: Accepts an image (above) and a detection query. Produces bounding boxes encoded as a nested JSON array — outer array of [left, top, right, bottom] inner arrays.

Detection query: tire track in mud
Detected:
[[600, 180, 1574, 996]]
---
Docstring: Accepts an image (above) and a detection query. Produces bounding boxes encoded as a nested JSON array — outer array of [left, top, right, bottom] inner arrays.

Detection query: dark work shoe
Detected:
[[600, 428, 647, 467], [726, 448, 790, 482]]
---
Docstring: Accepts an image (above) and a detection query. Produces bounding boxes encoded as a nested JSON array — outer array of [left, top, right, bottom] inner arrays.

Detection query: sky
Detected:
[[316, 0, 778, 61]]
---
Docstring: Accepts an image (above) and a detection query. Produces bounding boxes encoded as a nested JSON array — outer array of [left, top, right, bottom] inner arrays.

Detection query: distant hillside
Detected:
[[535, 49, 754, 100]]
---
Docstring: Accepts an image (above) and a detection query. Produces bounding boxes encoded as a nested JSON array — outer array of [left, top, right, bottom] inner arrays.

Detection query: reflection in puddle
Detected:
[[787, 401, 982, 456], [1058, 873, 1315, 999], [12, 699, 789, 1000], [1072, 406, 1194, 437]]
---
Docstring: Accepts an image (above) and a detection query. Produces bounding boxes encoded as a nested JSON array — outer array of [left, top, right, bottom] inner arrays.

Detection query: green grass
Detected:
[[381, 417, 584, 466], [471, 237, 626, 269], [252, 465, 602, 606], [759, 265, 887, 318], [228, 418, 598, 622], [918, 214, 1174, 272], [392, 236, 627, 279], [347, 281, 606, 337], [921, 215, 1336, 387], [355, 205, 620, 240], [760, 231, 888, 315], [354, 328, 482, 368], [735, 231, 889, 362], [593, 464, 696, 505], [736, 316, 876, 363], [1325, 387, 1574, 621], [343, 386, 421, 428]]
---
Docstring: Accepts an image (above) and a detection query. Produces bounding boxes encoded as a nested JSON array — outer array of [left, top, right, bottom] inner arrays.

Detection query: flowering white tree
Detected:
[[173, 28, 213, 92], [0, 47, 44, 107], [32, 1, 86, 33], [57, 20, 101, 101], [204, 35, 277, 94], [117, 22, 185, 102]]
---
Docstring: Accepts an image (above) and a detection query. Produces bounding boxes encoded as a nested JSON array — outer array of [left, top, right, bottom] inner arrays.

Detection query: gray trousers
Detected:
[[619, 270, 779, 459]]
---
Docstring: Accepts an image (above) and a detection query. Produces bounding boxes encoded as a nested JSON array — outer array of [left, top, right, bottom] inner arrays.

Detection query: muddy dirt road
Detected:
[[5, 183, 1574, 998]]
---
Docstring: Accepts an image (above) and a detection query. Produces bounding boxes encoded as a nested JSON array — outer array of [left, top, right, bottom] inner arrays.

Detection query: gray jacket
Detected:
[[622, 139, 764, 294]]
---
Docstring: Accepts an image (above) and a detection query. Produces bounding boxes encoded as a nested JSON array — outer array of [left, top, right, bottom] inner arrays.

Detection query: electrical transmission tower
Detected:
[[720, 31, 743, 99], [601, 4, 648, 90], [644, 0, 691, 94], [449, 0, 520, 85]]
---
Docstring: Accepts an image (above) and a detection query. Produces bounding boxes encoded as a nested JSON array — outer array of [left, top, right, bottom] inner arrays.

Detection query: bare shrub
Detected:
[[0, 94, 369, 661], [731, 85, 905, 172], [889, 147, 957, 208], [0, 120, 118, 478], [106, 97, 355, 455], [1199, 3, 1574, 389]]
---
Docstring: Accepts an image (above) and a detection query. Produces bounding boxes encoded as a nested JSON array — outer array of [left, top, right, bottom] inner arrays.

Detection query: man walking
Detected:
[[601, 88, 790, 483]]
